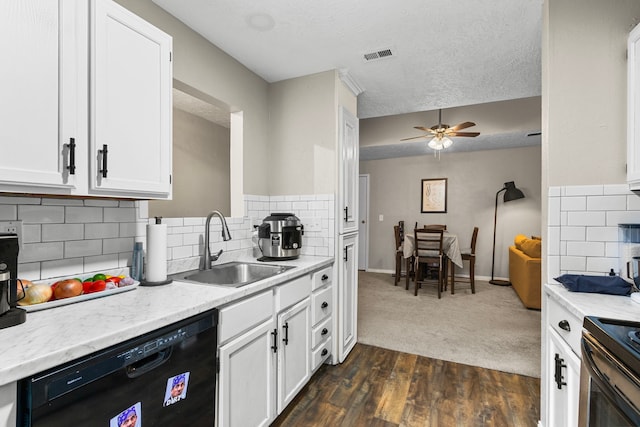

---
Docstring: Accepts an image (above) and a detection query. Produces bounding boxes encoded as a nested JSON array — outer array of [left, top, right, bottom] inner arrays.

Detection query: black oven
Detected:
[[579, 316, 640, 426]]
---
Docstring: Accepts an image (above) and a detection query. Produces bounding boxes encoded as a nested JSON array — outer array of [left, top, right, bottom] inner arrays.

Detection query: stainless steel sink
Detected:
[[175, 261, 295, 288]]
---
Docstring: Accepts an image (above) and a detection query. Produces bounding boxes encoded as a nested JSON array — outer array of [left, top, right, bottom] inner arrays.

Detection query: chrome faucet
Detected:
[[201, 210, 232, 270]]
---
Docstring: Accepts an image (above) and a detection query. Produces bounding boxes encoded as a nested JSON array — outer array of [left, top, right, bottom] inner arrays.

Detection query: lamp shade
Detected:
[[503, 181, 525, 202]]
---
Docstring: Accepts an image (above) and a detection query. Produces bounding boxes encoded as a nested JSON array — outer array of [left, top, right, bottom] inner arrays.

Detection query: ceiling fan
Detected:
[[401, 109, 480, 151]]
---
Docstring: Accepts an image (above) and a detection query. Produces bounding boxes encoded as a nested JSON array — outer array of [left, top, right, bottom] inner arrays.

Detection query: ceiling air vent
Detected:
[[363, 47, 394, 62]]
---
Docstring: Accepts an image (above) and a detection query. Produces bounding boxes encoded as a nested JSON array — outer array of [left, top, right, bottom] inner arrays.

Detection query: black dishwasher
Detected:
[[18, 309, 217, 427]]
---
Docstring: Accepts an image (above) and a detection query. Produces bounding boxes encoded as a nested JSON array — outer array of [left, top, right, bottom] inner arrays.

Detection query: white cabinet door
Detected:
[[629, 23, 640, 189], [218, 318, 277, 427], [338, 233, 358, 362], [546, 327, 581, 427], [277, 297, 311, 412], [0, 1, 86, 192], [91, 0, 172, 197], [338, 106, 359, 233]]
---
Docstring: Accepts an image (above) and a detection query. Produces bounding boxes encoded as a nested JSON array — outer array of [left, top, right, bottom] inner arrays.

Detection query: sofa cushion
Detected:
[[514, 234, 541, 258]]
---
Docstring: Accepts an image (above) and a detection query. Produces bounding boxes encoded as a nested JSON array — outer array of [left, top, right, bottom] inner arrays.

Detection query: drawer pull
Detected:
[[321, 328, 328, 336], [321, 274, 329, 281], [321, 301, 329, 309], [321, 348, 328, 357], [558, 320, 571, 332]]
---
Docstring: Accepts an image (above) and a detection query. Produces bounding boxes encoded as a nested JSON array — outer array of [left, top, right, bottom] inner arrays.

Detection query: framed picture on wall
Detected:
[[421, 178, 447, 213]]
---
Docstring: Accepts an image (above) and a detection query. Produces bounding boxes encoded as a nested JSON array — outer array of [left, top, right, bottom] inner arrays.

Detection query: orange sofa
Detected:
[[508, 234, 541, 309]]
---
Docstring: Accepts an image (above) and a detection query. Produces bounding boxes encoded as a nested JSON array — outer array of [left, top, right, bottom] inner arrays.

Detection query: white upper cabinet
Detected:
[[0, 0, 172, 199], [0, 1, 87, 193], [628, 22, 640, 190], [338, 106, 359, 233], [90, 0, 172, 197]]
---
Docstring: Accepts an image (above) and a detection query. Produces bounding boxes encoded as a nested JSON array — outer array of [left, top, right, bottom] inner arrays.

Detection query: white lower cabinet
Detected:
[[218, 268, 333, 427], [338, 233, 358, 362], [311, 266, 333, 370], [544, 293, 582, 427], [0, 382, 16, 427], [277, 298, 311, 411]]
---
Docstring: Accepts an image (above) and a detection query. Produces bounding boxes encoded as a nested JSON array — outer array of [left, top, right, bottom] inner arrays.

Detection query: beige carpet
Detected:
[[357, 271, 541, 378]]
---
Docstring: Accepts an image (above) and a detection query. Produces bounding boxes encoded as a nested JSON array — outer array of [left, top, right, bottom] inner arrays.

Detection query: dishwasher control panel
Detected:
[[119, 328, 188, 363]]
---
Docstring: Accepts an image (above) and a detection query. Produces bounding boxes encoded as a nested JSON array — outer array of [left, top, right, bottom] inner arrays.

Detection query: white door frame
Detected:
[[358, 174, 369, 270]]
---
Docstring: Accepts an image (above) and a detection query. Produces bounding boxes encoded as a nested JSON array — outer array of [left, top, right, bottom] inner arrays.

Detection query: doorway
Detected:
[[358, 174, 369, 270]]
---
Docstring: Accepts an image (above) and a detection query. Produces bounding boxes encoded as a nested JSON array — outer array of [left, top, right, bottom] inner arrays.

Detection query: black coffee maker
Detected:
[[0, 233, 26, 329]]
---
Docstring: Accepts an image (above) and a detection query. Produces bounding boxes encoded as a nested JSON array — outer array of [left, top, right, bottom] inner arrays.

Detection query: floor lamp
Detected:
[[490, 181, 525, 286]]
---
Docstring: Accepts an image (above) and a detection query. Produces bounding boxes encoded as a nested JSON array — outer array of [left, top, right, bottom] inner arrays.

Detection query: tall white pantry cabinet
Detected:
[[337, 105, 359, 363], [0, 0, 172, 199]]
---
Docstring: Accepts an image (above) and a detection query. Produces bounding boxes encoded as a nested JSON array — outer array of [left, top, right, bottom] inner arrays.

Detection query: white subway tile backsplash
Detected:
[[65, 206, 102, 223], [41, 257, 86, 279], [587, 195, 626, 211], [560, 226, 586, 241], [42, 224, 84, 242], [0, 205, 17, 220], [21, 242, 64, 263], [23, 225, 41, 244], [20, 205, 65, 223], [551, 184, 640, 278], [84, 254, 120, 273], [561, 197, 586, 211], [564, 185, 603, 196], [103, 237, 135, 254], [85, 223, 119, 240], [65, 240, 102, 258], [567, 211, 606, 227], [104, 207, 137, 223], [42, 198, 84, 206], [119, 223, 138, 238], [566, 241, 605, 257]]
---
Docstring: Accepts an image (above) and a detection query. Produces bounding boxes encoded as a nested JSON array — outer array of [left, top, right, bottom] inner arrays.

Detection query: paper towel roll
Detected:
[[146, 223, 167, 283]]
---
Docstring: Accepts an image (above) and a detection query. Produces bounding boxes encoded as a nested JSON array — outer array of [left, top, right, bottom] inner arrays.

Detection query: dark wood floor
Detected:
[[272, 343, 540, 427]]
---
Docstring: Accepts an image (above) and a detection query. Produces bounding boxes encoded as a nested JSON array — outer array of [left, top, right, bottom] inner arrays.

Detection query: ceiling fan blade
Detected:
[[400, 135, 429, 141], [448, 121, 476, 132], [414, 126, 436, 133], [449, 131, 480, 137]]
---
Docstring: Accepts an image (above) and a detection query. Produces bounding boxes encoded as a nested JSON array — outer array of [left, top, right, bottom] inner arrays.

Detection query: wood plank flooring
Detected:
[[272, 343, 540, 427]]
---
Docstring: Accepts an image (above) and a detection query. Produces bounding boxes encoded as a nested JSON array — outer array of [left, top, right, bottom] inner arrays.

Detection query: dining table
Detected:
[[402, 231, 463, 286]]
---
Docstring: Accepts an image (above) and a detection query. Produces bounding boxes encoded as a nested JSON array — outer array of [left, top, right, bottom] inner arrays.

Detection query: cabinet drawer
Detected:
[[548, 296, 582, 357], [312, 266, 333, 291], [219, 291, 273, 344], [311, 316, 332, 349], [311, 285, 332, 325], [311, 339, 331, 371], [276, 275, 312, 311]]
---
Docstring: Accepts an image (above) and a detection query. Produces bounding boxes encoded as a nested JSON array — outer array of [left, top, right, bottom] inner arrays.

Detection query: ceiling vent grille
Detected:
[[363, 47, 394, 62]]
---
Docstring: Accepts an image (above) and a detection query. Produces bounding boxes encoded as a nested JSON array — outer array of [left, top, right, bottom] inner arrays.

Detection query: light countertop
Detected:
[[545, 281, 640, 323], [0, 255, 333, 387]]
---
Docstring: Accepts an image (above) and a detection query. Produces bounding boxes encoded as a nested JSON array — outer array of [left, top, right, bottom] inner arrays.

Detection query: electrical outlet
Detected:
[[0, 220, 23, 250]]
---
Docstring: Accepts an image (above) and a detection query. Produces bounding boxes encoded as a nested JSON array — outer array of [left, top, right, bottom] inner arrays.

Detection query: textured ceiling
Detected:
[[153, 0, 542, 119]]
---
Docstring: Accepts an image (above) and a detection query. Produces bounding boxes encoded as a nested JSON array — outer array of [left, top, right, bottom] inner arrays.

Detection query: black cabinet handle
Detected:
[[283, 322, 289, 345], [321, 348, 328, 357], [344, 206, 349, 222], [344, 247, 348, 262], [321, 274, 329, 281], [321, 301, 329, 309], [99, 144, 108, 178], [558, 320, 571, 332], [321, 328, 328, 336], [554, 353, 567, 389], [66, 138, 76, 175], [271, 329, 278, 353]]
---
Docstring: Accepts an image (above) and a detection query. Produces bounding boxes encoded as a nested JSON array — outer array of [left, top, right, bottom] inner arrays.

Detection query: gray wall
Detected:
[[149, 108, 230, 217], [361, 145, 541, 279]]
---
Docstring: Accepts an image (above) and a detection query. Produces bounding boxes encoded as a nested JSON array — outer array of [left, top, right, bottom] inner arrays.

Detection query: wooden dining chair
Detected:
[[393, 225, 403, 286], [451, 227, 479, 294], [411, 228, 445, 298], [424, 224, 447, 230]]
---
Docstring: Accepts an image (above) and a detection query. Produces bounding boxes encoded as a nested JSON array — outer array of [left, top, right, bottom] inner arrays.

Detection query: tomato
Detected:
[[82, 281, 93, 294], [90, 280, 107, 293], [93, 273, 107, 282]]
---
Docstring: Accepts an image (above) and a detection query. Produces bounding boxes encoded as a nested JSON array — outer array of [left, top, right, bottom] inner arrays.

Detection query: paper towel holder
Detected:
[[140, 216, 173, 287]]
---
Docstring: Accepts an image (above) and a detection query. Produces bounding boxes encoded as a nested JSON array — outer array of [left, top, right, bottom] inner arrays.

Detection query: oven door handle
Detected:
[[581, 335, 640, 422]]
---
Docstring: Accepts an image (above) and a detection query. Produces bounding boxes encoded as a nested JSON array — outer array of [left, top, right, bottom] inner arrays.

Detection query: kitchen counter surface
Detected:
[[0, 255, 333, 387], [545, 281, 640, 322]]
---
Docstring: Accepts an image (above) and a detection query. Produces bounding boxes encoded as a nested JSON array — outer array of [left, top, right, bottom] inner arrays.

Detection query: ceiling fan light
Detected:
[[428, 136, 452, 150]]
